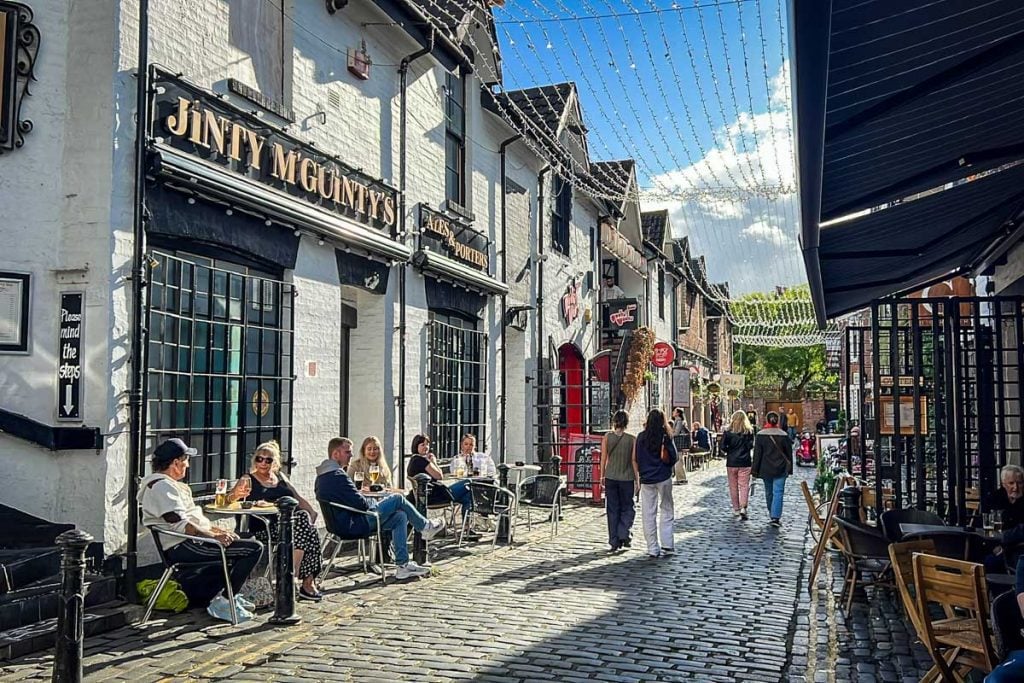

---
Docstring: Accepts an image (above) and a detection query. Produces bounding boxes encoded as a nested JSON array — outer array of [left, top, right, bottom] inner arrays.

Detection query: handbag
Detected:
[[239, 572, 274, 609]]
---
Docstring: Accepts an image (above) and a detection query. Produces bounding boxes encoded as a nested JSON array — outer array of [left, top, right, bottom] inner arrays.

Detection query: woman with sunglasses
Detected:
[[228, 440, 324, 601]]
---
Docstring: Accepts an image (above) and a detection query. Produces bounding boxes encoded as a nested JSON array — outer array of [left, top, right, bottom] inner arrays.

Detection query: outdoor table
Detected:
[[900, 522, 1002, 561], [205, 500, 279, 534]]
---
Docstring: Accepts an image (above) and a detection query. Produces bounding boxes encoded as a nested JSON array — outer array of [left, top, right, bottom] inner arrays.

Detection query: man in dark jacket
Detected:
[[751, 412, 793, 528], [315, 437, 444, 580]]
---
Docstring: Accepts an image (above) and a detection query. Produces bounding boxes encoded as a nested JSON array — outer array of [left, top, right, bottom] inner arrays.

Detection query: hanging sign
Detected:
[[561, 280, 581, 326], [672, 367, 691, 407], [720, 373, 745, 393], [418, 206, 489, 271], [651, 341, 675, 368], [604, 298, 639, 331], [57, 292, 84, 421]]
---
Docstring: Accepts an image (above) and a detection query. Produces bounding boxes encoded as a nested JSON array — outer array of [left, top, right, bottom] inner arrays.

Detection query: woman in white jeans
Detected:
[[632, 409, 679, 558]]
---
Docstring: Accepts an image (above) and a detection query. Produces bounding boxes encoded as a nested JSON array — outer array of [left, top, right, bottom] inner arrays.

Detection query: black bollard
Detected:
[[53, 529, 93, 683], [496, 464, 511, 544], [411, 474, 432, 565], [268, 497, 301, 626], [838, 485, 862, 522]]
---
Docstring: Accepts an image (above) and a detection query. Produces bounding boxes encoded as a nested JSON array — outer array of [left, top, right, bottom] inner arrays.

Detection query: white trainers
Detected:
[[207, 594, 252, 623], [395, 561, 431, 580], [421, 519, 445, 540]]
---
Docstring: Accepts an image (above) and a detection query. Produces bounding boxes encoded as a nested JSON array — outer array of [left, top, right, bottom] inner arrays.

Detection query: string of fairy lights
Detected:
[[262, 0, 828, 346], [414, 0, 822, 346]]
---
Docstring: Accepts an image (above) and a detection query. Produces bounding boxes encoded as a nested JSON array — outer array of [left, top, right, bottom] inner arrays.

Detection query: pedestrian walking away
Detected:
[[601, 410, 638, 552], [633, 409, 678, 558], [751, 412, 792, 527], [720, 410, 754, 521]]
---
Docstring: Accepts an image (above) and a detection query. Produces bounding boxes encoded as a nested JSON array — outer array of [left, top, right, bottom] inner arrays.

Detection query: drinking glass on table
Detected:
[[354, 471, 365, 491], [368, 464, 381, 486], [983, 512, 994, 535], [993, 509, 1004, 533], [234, 474, 251, 503]]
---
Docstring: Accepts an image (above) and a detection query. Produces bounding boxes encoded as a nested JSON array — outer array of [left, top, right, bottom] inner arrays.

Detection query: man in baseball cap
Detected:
[[139, 438, 263, 623]]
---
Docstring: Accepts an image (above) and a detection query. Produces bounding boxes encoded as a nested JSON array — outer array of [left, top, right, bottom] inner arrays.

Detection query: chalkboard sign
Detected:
[[57, 292, 83, 421], [571, 445, 600, 490]]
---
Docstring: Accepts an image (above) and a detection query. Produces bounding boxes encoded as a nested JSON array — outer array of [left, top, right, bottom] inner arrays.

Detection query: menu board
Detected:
[[0, 272, 29, 352]]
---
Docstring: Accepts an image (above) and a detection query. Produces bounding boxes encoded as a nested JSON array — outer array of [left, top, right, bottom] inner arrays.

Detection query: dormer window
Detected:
[[445, 70, 466, 208]]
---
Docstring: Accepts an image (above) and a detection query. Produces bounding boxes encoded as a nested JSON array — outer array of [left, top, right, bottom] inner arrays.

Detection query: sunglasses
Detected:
[[254, 455, 274, 464]]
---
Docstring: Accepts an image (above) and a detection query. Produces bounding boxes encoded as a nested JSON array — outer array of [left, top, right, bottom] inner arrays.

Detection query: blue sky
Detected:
[[488, 0, 806, 296]]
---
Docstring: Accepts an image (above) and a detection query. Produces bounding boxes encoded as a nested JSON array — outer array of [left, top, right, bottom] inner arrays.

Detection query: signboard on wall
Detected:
[[651, 341, 675, 368], [672, 367, 691, 407], [57, 292, 84, 421], [720, 373, 745, 394], [604, 298, 639, 331]]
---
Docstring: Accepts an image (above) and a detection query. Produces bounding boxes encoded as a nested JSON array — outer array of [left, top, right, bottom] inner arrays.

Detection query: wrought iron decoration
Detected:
[[0, 1, 40, 153]]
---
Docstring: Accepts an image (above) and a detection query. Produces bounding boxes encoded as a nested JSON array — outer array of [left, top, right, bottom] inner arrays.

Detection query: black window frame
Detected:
[[144, 250, 294, 493], [658, 266, 666, 320], [445, 70, 466, 208], [427, 310, 487, 460], [551, 175, 572, 255]]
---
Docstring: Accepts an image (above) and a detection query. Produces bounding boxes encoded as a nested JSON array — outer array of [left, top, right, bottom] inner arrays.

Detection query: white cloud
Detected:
[[639, 61, 805, 296]]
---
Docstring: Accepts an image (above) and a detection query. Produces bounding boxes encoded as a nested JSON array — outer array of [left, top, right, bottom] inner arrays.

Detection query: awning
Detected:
[[411, 250, 509, 296], [793, 0, 1024, 325]]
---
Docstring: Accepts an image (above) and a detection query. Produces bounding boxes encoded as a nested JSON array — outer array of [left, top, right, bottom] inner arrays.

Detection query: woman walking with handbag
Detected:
[[633, 409, 678, 558], [601, 410, 638, 552], [751, 411, 793, 528], [721, 410, 755, 521]]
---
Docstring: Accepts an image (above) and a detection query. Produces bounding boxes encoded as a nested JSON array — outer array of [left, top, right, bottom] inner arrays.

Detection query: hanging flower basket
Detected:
[[620, 327, 656, 403], [727, 389, 739, 399], [706, 382, 721, 395]]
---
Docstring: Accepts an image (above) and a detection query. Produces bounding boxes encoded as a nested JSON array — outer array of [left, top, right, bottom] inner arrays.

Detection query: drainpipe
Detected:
[[397, 31, 434, 487], [536, 166, 550, 462], [498, 135, 520, 464], [124, 0, 150, 603]]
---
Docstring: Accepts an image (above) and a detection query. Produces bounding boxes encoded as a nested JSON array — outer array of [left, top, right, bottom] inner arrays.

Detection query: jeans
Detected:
[[164, 537, 263, 607], [727, 467, 752, 511], [447, 479, 474, 513], [762, 476, 788, 520], [605, 478, 636, 548], [640, 479, 674, 555], [369, 493, 430, 565]]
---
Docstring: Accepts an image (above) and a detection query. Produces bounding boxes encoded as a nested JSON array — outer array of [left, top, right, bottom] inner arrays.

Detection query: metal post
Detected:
[[268, 497, 301, 626], [496, 464, 511, 543], [411, 474, 432, 564], [550, 453, 562, 477], [53, 529, 93, 683]]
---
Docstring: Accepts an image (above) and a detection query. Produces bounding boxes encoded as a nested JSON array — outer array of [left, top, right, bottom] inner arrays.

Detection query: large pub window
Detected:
[[551, 175, 572, 255], [428, 311, 487, 460], [445, 70, 466, 208], [146, 251, 294, 492]]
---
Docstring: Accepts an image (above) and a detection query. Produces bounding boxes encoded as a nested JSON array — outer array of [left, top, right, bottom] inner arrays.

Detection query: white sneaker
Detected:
[[421, 519, 445, 540], [395, 562, 431, 580], [732, 510, 742, 518], [207, 594, 252, 623]]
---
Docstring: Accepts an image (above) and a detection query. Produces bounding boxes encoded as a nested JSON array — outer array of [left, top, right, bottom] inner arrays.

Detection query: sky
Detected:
[[489, 0, 807, 297]]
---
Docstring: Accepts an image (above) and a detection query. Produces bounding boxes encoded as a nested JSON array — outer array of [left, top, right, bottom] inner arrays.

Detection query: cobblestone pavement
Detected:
[[3, 463, 923, 682]]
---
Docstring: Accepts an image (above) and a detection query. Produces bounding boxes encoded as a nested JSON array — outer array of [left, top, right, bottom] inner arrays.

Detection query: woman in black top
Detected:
[[228, 440, 324, 601], [720, 410, 754, 521], [406, 434, 474, 533], [751, 412, 793, 528]]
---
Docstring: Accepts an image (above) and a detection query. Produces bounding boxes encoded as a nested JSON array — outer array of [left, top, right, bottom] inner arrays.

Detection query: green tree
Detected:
[[735, 343, 838, 397]]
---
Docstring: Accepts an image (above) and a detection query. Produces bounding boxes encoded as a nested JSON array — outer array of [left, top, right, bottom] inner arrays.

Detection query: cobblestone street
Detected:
[[2, 463, 908, 682]]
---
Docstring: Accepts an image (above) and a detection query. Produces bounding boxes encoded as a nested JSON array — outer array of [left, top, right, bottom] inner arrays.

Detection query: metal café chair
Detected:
[[459, 480, 517, 549], [317, 499, 387, 585], [143, 526, 240, 626], [518, 475, 565, 537], [833, 516, 894, 613]]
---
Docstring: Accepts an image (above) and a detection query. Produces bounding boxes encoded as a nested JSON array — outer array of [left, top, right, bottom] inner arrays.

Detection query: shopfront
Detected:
[[144, 70, 408, 490], [414, 206, 506, 460]]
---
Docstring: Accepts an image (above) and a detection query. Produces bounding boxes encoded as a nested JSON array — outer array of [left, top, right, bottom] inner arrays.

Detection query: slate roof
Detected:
[[591, 159, 634, 202], [641, 210, 669, 248], [487, 83, 574, 143]]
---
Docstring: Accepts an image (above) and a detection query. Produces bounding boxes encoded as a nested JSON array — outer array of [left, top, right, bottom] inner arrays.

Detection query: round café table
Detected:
[[205, 501, 281, 578]]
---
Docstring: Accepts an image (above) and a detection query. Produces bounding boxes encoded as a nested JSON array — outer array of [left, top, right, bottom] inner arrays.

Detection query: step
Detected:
[[0, 505, 74, 550], [0, 548, 61, 595], [0, 601, 130, 661], [0, 574, 118, 634]]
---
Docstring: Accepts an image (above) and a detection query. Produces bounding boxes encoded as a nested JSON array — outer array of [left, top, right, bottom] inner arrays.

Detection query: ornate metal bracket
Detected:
[[0, 1, 40, 153]]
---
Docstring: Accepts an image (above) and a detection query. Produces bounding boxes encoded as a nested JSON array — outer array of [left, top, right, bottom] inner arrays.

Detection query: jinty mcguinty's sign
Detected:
[[151, 72, 397, 232], [419, 206, 489, 271]]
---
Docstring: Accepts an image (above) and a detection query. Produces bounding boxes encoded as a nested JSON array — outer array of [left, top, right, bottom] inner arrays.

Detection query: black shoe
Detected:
[[622, 538, 632, 548], [660, 547, 674, 556], [298, 587, 323, 602], [769, 519, 781, 528]]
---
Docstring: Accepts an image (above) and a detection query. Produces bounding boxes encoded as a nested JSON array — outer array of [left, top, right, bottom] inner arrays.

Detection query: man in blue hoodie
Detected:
[[315, 437, 444, 580]]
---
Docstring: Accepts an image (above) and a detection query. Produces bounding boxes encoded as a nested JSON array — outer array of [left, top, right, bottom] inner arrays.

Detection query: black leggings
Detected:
[[165, 537, 263, 606]]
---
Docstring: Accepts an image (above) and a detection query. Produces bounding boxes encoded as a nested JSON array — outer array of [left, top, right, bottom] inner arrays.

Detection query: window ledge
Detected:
[[443, 199, 475, 223]]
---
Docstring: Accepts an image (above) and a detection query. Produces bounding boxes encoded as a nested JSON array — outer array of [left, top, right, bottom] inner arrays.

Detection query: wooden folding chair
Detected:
[[913, 553, 999, 681], [800, 480, 827, 546], [808, 475, 854, 589]]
